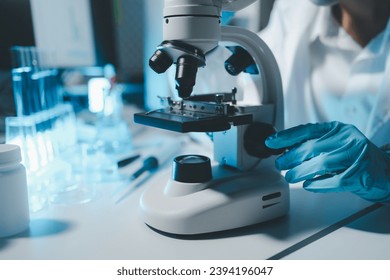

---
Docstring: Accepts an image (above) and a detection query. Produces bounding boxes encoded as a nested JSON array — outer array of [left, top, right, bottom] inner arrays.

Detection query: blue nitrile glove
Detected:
[[265, 121, 390, 203]]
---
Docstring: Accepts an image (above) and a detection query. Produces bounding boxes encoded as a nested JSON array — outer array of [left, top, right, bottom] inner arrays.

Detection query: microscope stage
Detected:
[[134, 108, 252, 133]]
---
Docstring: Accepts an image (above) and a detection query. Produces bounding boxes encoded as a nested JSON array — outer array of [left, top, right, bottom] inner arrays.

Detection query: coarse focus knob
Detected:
[[172, 155, 212, 183], [244, 122, 285, 158]]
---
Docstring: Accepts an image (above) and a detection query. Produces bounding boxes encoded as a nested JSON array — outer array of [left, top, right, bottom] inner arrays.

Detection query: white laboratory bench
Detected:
[[0, 125, 388, 260]]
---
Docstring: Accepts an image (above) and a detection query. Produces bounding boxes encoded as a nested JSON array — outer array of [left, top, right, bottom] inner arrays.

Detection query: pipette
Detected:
[[117, 154, 140, 168], [129, 138, 181, 180], [113, 137, 182, 203], [130, 156, 158, 179]]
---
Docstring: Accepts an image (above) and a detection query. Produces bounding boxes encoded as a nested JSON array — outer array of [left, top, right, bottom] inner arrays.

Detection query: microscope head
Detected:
[[148, 0, 257, 99]]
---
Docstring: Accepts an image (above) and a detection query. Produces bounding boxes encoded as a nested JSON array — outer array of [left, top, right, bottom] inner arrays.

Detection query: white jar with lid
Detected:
[[0, 144, 30, 237]]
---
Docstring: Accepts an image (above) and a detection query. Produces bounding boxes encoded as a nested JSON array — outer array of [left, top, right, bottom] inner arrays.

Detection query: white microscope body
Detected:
[[135, 0, 289, 235]]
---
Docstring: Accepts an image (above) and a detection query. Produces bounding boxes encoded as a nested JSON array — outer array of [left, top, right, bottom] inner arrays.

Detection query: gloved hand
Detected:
[[265, 121, 390, 202]]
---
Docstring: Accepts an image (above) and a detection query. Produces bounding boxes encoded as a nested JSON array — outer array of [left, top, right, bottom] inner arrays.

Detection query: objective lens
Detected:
[[149, 49, 173, 74], [175, 55, 198, 99]]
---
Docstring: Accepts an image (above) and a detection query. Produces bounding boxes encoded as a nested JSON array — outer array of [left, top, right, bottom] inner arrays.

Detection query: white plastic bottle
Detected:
[[0, 144, 30, 237]]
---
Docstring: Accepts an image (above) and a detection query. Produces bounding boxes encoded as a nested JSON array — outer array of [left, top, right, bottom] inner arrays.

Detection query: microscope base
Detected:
[[140, 165, 289, 235]]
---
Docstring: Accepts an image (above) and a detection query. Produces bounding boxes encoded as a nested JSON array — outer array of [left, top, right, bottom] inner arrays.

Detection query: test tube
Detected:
[[11, 46, 62, 115], [10, 47, 59, 164], [11, 47, 36, 116]]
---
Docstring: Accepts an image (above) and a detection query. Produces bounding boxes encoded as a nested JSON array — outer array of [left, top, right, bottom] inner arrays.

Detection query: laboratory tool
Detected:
[[130, 138, 183, 180], [113, 138, 182, 204], [0, 144, 30, 238], [134, 0, 289, 234], [266, 121, 390, 203], [117, 154, 140, 168], [130, 157, 159, 180]]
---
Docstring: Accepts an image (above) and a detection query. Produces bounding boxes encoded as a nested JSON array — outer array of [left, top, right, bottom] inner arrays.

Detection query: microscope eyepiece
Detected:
[[175, 55, 199, 99], [149, 49, 173, 74]]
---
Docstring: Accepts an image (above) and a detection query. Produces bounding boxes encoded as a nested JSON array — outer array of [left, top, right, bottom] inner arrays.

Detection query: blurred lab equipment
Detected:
[[0, 144, 30, 238], [65, 65, 133, 191], [86, 64, 132, 154], [5, 46, 88, 209], [0, 0, 145, 211], [134, 0, 289, 235], [266, 121, 390, 202]]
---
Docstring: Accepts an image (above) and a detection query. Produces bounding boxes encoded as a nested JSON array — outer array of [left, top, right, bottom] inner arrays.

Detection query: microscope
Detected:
[[134, 0, 289, 235]]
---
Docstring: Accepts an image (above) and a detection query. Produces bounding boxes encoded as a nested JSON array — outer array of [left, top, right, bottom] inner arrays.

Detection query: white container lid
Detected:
[[0, 144, 22, 165]]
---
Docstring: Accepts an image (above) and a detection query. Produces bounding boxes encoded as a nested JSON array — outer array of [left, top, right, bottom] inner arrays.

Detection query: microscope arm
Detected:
[[221, 25, 284, 131]]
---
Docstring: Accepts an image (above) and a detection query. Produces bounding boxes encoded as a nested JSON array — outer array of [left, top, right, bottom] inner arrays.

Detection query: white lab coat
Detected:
[[257, 0, 390, 147]]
